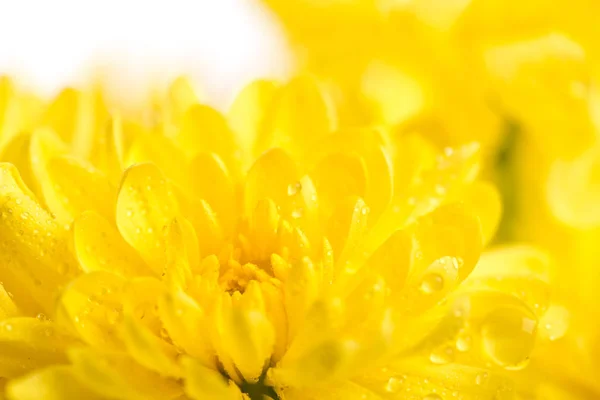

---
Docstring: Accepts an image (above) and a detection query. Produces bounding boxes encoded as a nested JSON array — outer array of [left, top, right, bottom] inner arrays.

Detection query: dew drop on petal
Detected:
[[480, 308, 536, 370], [420, 273, 444, 294], [287, 181, 302, 196], [475, 372, 489, 385], [455, 330, 472, 352], [36, 313, 48, 321], [429, 346, 454, 365], [385, 376, 403, 393]]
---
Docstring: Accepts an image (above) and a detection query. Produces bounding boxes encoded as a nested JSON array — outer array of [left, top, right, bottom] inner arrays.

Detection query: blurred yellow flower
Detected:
[[260, 1, 600, 398], [0, 75, 553, 399]]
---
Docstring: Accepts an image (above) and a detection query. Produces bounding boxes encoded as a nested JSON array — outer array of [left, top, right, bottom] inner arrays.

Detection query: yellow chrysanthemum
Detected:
[[0, 75, 552, 399], [260, 1, 600, 397]]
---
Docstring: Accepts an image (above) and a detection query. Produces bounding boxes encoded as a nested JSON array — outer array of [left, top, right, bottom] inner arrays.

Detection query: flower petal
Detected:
[[116, 162, 180, 274], [215, 282, 275, 383], [0, 163, 78, 315], [176, 104, 238, 166], [0, 318, 77, 378], [228, 79, 280, 167], [73, 211, 151, 278], [264, 76, 334, 160], [68, 347, 183, 400], [5, 366, 106, 400], [41, 155, 116, 224], [182, 356, 244, 400]]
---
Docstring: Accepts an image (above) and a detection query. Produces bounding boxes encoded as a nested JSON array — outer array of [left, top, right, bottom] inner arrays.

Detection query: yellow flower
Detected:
[[261, 2, 600, 397], [0, 75, 550, 399]]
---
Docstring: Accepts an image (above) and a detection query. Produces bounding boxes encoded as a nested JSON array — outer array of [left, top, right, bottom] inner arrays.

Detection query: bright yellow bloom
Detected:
[[260, 1, 600, 397], [0, 75, 552, 399]]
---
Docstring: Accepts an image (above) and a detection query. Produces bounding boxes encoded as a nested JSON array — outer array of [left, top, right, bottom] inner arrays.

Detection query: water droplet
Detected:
[[424, 394, 442, 400], [420, 273, 444, 294], [429, 346, 454, 364], [475, 372, 489, 385], [106, 307, 122, 325], [126, 209, 134, 217], [36, 313, 48, 321], [385, 376, 403, 393], [361, 206, 370, 216], [480, 308, 535, 370], [147, 227, 154, 234], [135, 227, 142, 234], [15, 198, 22, 205], [287, 181, 302, 196], [539, 304, 569, 341], [291, 208, 304, 219], [21, 212, 30, 220], [455, 330, 472, 352]]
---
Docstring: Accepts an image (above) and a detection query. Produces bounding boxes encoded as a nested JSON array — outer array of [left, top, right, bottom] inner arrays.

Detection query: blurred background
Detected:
[[0, 0, 291, 108]]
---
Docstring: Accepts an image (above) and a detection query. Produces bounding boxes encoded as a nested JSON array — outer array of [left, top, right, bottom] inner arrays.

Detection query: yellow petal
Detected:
[[277, 380, 381, 400], [162, 219, 194, 288], [120, 314, 182, 378], [73, 211, 151, 278], [182, 356, 244, 400], [0, 133, 37, 198], [158, 290, 213, 365], [41, 155, 116, 224], [547, 145, 600, 228], [228, 79, 279, 167], [283, 257, 321, 342], [216, 283, 275, 383], [56, 271, 126, 349], [189, 152, 236, 235], [270, 338, 359, 387], [310, 129, 393, 220], [0, 163, 78, 315], [461, 181, 502, 244], [357, 361, 514, 399], [264, 76, 334, 160], [244, 148, 301, 219], [0, 317, 77, 378], [126, 132, 191, 189], [176, 104, 238, 166], [39, 88, 80, 144], [6, 366, 106, 400], [88, 115, 125, 186], [484, 34, 594, 157], [463, 245, 552, 317], [0, 284, 20, 319], [167, 76, 201, 124], [116, 163, 180, 274], [327, 197, 370, 277], [69, 347, 182, 400]]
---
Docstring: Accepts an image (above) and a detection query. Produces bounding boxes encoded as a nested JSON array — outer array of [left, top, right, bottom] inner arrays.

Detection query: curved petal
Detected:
[[0, 318, 77, 379], [73, 211, 151, 278], [228, 79, 280, 167], [69, 347, 183, 400], [41, 155, 116, 224], [116, 163, 180, 274], [5, 366, 107, 400], [0, 163, 78, 315]]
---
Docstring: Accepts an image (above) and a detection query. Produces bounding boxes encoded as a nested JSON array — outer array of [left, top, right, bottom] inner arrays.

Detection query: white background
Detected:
[[0, 0, 291, 108]]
